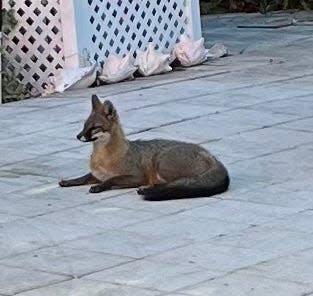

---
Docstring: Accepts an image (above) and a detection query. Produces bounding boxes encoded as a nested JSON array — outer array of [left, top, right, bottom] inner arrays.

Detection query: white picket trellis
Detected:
[[3, 0, 201, 95]]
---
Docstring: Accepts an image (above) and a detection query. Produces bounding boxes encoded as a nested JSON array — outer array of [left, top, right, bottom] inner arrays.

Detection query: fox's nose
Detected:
[[76, 132, 86, 142]]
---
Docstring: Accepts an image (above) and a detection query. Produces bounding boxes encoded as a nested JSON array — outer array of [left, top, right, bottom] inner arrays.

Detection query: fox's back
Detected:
[[129, 139, 218, 171], [129, 139, 207, 158]]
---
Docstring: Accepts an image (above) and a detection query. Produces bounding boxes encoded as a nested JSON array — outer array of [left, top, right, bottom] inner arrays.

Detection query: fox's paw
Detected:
[[89, 185, 102, 193], [59, 180, 71, 187], [137, 188, 145, 195], [137, 186, 150, 195]]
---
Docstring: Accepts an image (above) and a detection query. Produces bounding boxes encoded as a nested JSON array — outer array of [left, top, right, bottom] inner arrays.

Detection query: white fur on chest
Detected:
[[91, 167, 115, 182]]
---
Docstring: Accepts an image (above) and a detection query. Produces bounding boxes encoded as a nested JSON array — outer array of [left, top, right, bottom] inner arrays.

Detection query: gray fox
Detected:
[[59, 95, 230, 201]]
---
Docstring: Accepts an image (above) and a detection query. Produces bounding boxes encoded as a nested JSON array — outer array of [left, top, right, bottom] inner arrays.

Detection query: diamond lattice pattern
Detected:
[[3, 0, 65, 93], [84, 0, 187, 63], [3, 0, 190, 93]]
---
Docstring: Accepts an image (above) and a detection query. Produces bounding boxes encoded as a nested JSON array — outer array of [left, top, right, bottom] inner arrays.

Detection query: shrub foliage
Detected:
[[200, 0, 313, 14]]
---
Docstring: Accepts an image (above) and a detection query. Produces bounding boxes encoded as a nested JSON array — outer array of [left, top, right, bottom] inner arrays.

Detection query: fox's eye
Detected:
[[91, 126, 103, 135], [93, 126, 103, 131]]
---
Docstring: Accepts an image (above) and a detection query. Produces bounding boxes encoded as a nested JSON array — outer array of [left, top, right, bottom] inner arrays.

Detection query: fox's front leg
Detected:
[[59, 173, 99, 187], [89, 175, 142, 193]]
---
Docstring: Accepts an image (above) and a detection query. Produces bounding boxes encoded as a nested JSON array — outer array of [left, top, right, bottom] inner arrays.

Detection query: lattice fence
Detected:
[[3, 0, 65, 93], [76, 0, 187, 63], [2, 0, 201, 95]]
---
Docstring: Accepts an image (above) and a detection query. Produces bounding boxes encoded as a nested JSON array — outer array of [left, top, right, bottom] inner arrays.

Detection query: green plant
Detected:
[[259, 0, 277, 15], [2, 57, 31, 103], [200, 0, 312, 13], [200, 0, 224, 14], [2, 8, 18, 34], [282, 0, 313, 9], [1, 8, 31, 103]]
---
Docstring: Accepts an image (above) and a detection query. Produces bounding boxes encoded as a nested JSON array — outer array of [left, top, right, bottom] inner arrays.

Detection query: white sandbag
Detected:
[[173, 34, 208, 67], [207, 43, 228, 59], [42, 76, 56, 96], [135, 43, 172, 76], [43, 65, 97, 96], [98, 54, 137, 83], [67, 65, 97, 91]]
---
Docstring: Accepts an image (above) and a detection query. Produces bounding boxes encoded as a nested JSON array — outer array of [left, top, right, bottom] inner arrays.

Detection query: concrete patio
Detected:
[[1, 11, 313, 296]]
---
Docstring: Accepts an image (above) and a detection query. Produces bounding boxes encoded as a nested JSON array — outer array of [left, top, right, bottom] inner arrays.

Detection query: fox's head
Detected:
[[77, 94, 119, 145]]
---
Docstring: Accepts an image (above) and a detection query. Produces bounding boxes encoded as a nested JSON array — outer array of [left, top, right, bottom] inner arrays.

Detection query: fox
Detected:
[[59, 94, 230, 201]]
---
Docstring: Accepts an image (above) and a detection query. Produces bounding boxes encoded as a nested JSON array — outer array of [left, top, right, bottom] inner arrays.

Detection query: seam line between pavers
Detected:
[[9, 278, 73, 296], [276, 126, 313, 134], [0, 262, 75, 279], [0, 257, 136, 280], [150, 241, 313, 291], [173, 266, 312, 295], [228, 139, 313, 164], [16, 190, 136, 219]]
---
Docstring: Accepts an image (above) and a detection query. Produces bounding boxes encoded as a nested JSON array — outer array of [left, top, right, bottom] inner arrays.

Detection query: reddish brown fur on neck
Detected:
[[90, 119, 128, 181]]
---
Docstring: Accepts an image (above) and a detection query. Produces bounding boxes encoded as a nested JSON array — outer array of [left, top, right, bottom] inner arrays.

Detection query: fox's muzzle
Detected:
[[76, 131, 89, 142], [76, 129, 98, 142], [77, 127, 105, 142]]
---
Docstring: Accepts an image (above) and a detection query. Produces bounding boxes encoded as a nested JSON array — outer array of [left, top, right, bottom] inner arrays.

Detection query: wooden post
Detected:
[[59, 0, 80, 68], [185, 0, 202, 40]]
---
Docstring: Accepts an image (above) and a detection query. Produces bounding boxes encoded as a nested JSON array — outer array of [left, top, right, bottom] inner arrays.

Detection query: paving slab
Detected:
[[62, 229, 175, 259], [99, 191, 218, 214], [178, 199, 299, 226], [162, 293, 187, 296], [0, 155, 88, 180], [179, 270, 312, 296], [0, 217, 104, 259], [0, 265, 69, 295], [277, 116, 313, 133], [0, 246, 134, 277], [208, 225, 313, 257], [122, 210, 247, 250], [33, 201, 163, 231], [14, 279, 160, 296], [0, 212, 22, 224], [263, 211, 313, 234], [84, 259, 223, 293], [246, 96, 313, 116], [149, 241, 278, 273], [149, 108, 300, 144], [222, 185, 313, 210], [247, 247, 313, 287], [0, 173, 58, 195], [227, 151, 312, 186], [203, 126, 313, 163]]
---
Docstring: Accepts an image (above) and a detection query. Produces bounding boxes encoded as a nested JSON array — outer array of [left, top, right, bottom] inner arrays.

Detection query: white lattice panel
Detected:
[[3, 0, 65, 93], [2, 0, 201, 95], [74, 0, 192, 64]]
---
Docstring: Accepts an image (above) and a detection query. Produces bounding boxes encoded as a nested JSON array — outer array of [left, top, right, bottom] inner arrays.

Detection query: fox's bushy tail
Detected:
[[137, 167, 230, 201]]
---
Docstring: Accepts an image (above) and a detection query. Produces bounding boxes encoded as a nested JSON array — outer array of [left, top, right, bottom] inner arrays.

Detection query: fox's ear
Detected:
[[103, 100, 116, 119], [91, 94, 102, 111]]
